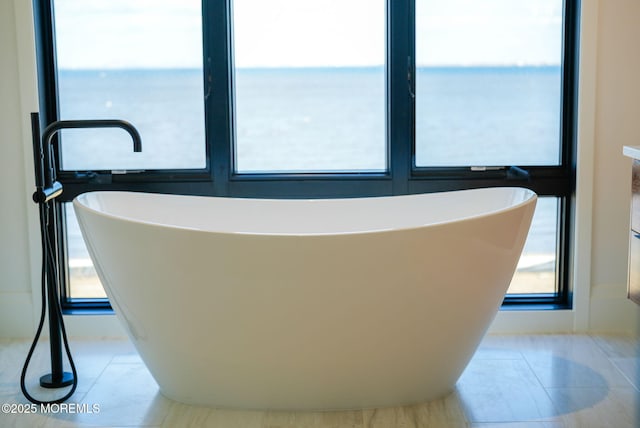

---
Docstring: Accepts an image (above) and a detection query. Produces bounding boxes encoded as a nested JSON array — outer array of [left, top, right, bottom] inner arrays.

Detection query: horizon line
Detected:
[[58, 64, 562, 72]]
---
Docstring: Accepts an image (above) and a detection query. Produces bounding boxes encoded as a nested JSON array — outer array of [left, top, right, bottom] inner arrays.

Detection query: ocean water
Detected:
[[58, 67, 559, 283], [416, 66, 561, 167], [58, 69, 206, 171], [58, 66, 561, 171]]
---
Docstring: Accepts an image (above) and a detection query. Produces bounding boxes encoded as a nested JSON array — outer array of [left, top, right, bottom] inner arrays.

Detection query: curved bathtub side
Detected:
[[73, 190, 536, 410]]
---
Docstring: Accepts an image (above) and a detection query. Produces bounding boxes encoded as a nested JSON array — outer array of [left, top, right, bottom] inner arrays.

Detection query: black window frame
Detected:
[[31, 0, 579, 313]]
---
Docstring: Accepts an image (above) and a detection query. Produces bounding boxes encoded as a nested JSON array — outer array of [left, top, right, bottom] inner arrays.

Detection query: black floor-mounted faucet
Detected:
[[22, 112, 141, 405]]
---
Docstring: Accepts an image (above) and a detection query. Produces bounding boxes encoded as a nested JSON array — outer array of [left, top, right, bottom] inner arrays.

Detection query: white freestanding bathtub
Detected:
[[73, 187, 536, 410]]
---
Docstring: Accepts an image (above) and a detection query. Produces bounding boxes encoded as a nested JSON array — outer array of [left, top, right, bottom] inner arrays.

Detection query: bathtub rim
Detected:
[[72, 186, 537, 237]]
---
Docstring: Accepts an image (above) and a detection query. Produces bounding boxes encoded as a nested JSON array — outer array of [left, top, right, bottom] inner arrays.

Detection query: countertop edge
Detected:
[[623, 146, 640, 159]]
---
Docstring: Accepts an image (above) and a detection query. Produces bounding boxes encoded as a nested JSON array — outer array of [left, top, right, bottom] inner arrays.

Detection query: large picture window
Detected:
[[33, 0, 578, 311]]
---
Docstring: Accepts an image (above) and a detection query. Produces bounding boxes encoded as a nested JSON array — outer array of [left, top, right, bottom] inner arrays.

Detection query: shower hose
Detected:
[[20, 201, 77, 405]]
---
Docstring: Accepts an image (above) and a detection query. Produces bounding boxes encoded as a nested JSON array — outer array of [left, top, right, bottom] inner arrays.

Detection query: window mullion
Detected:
[[203, 0, 233, 196], [388, 0, 414, 195]]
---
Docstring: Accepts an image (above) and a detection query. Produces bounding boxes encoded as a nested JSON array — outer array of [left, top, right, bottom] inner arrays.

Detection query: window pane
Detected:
[[65, 204, 106, 299], [232, 0, 386, 173], [415, 0, 563, 167], [508, 197, 558, 295], [54, 0, 205, 171]]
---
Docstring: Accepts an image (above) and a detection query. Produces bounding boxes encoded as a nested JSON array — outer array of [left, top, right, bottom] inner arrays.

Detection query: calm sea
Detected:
[[58, 67, 559, 257]]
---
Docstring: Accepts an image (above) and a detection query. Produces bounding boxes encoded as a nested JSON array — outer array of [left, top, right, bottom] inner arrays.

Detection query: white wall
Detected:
[[0, 0, 35, 337], [587, 0, 640, 332], [0, 0, 639, 338]]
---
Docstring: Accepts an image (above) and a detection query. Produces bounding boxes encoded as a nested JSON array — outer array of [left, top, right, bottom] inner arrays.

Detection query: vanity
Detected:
[[623, 146, 640, 304]]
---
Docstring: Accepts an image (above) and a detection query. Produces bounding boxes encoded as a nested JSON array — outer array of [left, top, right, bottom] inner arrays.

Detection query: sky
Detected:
[[54, 0, 563, 70]]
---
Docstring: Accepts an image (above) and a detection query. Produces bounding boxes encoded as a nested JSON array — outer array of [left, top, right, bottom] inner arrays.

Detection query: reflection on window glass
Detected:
[[508, 197, 558, 295], [233, 0, 386, 173], [54, 0, 205, 171], [415, 0, 563, 166]]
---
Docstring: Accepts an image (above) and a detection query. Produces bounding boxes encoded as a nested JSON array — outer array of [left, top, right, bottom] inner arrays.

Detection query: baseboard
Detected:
[[63, 315, 127, 338], [490, 309, 576, 334]]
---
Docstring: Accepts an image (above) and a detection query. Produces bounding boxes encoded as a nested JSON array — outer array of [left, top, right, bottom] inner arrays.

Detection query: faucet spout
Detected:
[[42, 119, 142, 153]]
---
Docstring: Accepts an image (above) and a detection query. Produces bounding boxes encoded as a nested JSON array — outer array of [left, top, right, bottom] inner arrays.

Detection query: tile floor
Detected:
[[0, 334, 638, 427]]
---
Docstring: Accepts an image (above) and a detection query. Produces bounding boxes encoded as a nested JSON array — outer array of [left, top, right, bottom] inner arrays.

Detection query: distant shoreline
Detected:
[[58, 65, 562, 74]]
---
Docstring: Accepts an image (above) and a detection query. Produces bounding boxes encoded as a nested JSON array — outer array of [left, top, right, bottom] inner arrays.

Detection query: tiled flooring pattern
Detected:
[[0, 334, 638, 427]]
